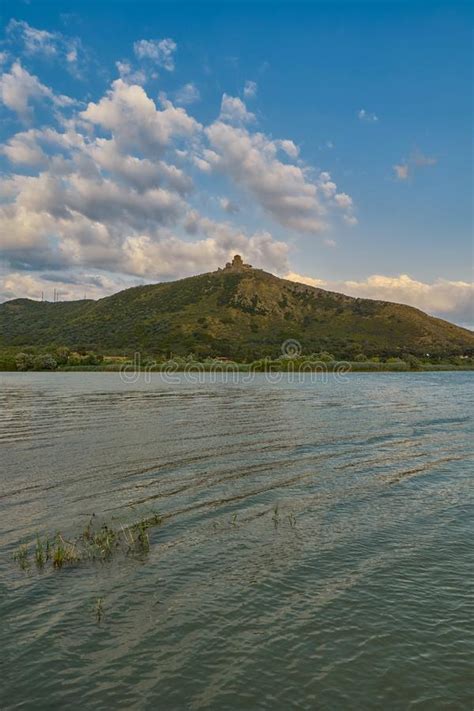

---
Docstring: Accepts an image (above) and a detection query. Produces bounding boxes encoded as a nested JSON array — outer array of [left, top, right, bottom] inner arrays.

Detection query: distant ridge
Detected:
[[1, 256, 473, 359]]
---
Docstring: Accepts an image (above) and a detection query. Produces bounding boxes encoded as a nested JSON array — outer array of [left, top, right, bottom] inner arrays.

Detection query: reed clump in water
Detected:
[[95, 597, 105, 624], [272, 503, 280, 528], [13, 544, 29, 570], [12, 510, 162, 573]]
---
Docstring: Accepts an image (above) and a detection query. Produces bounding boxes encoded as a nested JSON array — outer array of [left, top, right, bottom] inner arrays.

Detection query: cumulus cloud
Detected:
[[81, 80, 200, 155], [7, 19, 60, 56], [0, 55, 355, 299], [0, 96, 289, 288], [334, 192, 353, 209], [343, 215, 358, 226], [357, 108, 378, 123], [285, 272, 326, 288], [115, 60, 147, 85], [219, 197, 240, 214], [277, 139, 299, 158], [2, 170, 185, 235], [393, 149, 437, 181], [393, 163, 409, 180], [6, 19, 85, 76], [0, 270, 136, 302], [87, 137, 193, 193], [0, 61, 74, 121], [133, 38, 177, 71], [243, 80, 257, 99], [219, 94, 255, 124], [200, 121, 354, 233], [342, 274, 473, 323], [123, 223, 289, 280], [1, 129, 48, 165], [0, 78, 200, 277], [285, 272, 474, 327], [174, 82, 200, 105]]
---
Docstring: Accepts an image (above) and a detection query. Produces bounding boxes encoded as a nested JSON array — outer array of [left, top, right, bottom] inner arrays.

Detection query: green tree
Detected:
[[34, 354, 58, 370], [403, 354, 422, 370], [16, 352, 35, 371], [55, 347, 70, 365]]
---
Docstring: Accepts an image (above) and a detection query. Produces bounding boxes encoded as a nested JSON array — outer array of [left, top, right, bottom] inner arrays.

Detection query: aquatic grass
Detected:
[[272, 503, 280, 528], [88, 524, 119, 560], [12, 509, 162, 574], [95, 597, 105, 624], [52, 534, 81, 569], [34, 536, 46, 568], [131, 521, 150, 553], [13, 544, 30, 570]]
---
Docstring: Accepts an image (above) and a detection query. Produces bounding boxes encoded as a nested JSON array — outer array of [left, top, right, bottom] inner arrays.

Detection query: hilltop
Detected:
[[1, 257, 473, 361]]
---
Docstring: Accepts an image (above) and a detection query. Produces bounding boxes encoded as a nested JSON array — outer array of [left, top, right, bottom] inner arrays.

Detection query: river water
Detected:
[[0, 371, 472, 710]]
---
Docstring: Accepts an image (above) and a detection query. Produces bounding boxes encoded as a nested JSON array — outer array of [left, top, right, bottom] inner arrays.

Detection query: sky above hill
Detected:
[[0, 0, 472, 326]]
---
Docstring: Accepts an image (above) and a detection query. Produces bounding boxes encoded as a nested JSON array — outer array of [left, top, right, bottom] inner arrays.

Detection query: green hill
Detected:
[[1, 258, 473, 360]]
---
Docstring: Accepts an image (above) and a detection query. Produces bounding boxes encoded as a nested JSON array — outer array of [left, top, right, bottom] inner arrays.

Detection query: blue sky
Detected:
[[0, 0, 472, 325]]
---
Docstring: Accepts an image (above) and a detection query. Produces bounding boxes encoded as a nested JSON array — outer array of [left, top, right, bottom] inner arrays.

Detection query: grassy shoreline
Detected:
[[2, 345, 472, 373], [2, 362, 473, 373]]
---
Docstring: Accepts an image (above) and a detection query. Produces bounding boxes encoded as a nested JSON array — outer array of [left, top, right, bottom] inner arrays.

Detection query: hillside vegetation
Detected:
[[1, 264, 472, 361]]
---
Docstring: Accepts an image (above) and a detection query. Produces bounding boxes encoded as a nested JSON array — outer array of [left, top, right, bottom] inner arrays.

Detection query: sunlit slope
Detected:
[[1, 267, 472, 358]]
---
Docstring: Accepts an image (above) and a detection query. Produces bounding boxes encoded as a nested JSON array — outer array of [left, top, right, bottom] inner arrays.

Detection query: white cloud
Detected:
[[285, 272, 326, 288], [334, 192, 353, 209], [202, 122, 353, 233], [0, 84, 289, 286], [123, 222, 289, 280], [219, 94, 255, 124], [285, 272, 474, 326], [318, 173, 337, 197], [343, 214, 358, 226], [357, 108, 378, 123], [341, 274, 473, 321], [87, 137, 192, 194], [115, 60, 147, 85], [393, 150, 437, 181], [133, 38, 177, 71], [219, 197, 240, 214], [278, 139, 299, 158], [0, 270, 134, 302], [393, 163, 409, 180], [81, 80, 200, 155], [0, 64, 354, 293], [2, 170, 185, 231], [175, 82, 200, 106], [7, 19, 59, 57], [192, 155, 213, 173], [0, 61, 74, 121], [243, 80, 257, 99], [1, 129, 47, 165], [6, 19, 85, 76]]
